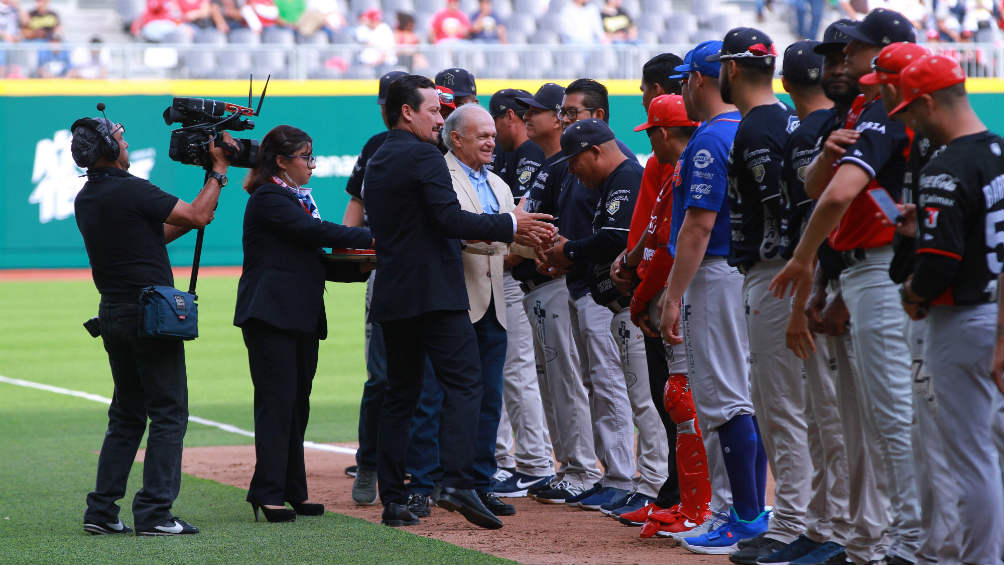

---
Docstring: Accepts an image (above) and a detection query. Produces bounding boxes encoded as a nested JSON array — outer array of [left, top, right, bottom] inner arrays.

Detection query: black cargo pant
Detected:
[[85, 301, 188, 531]]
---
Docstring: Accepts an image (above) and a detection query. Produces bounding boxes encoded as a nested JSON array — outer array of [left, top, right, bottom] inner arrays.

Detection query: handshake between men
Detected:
[[512, 199, 558, 248]]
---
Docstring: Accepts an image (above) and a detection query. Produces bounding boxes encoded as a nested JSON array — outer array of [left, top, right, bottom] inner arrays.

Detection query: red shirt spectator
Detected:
[[242, 0, 279, 31], [429, 0, 469, 43]]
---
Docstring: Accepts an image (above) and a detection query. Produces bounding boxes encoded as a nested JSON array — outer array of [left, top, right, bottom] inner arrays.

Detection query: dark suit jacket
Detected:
[[234, 183, 372, 338], [364, 129, 515, 322]]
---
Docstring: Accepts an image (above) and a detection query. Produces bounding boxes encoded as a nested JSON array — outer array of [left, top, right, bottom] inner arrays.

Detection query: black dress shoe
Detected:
[[381, 503, 419, 527], [435, 487, 503, 529], [288, 501, 324, 516], [478, 491, 516, 516], [407, 493, 431, 518]]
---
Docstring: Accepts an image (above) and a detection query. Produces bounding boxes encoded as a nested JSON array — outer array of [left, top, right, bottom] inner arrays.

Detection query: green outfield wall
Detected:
[[1, 79, 1001, 268]]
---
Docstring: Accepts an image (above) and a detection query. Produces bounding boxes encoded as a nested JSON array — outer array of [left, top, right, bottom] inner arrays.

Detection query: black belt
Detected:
[[604, 295, 631, 314], [737, 261, 755, 275], [520, 278, 550, 293], [840, 248, 868, 267]]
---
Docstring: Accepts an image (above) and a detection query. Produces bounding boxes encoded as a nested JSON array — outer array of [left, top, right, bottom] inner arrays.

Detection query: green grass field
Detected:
[[0, 277, 510, 565]]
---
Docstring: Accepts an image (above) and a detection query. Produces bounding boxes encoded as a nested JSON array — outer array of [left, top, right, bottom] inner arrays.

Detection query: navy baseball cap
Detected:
[[377, 70, 407, 105], [707, 27, 776, 67], [490, 88, 531, 119], [671, 40, 723, 79], [516, 82, 565, 111], [435, 67, 477, 98], [782, 40, 824, 84], [814, 18, 854, 54], [834, 8, 916, 47], [552, 118, 615, 165]]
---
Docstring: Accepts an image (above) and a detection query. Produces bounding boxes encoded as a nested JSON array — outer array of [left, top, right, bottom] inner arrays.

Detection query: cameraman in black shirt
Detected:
[[73, 115, 235, 537]]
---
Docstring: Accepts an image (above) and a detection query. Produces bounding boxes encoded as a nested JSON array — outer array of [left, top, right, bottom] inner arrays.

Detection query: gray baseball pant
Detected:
[[611, 308, 670, 498], [495, 273, 554, 477], [682, 256, 750, 513], [523, 277, 600, 487], [802, 333, 852, 546], [840, 246, 921, 563], [926, 304, 1004, 565], [905, 318, 961, 565], [744, 260, 812, 544], [827, 279, 892, 564], [570, 292, 635, 491]]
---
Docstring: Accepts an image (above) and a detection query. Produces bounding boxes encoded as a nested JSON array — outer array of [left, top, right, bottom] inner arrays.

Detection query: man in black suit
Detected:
[[364, 74, 555, 529]]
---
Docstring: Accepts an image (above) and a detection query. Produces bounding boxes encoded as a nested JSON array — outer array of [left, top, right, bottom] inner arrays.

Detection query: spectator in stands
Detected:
[[560, 0, 607, 44], [210, 0, 245, 33], [274, 0, 304, 28], [296, 0, 346, 40], [131, 0, 191, 42], [355, 8, 396, 68], [36, 36, 69, 76], [794, 0, 825, 38], [469, 0, 506, 43], [242, 0, 280, 32], [430, 0, 470, 43], [21, 0, 59, 41], [600, 0, 636, 43], [395, 11, 428, 71], [177, 0, 214, 30], [1, 0, 25, 43], [68, 36, 109, 78]]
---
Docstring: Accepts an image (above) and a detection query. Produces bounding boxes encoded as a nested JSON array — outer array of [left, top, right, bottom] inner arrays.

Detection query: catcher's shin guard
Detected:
[[664, 373, 711, 519]]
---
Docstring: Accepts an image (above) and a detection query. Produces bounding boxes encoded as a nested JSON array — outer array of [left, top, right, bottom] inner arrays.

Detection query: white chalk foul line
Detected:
[[0, 374, 356, 455]]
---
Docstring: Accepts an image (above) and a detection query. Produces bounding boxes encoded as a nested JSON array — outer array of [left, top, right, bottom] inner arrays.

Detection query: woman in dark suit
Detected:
[[235, 125, 372, 522]]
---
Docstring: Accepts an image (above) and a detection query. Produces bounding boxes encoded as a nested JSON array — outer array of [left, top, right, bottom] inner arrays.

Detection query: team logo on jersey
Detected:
[[518, 169, 532, 184], [607, 200, 621, 215], [786, 116, 800, 134], [693, 149, 714, 169], [918, 137, 931, 157], [752, 164, 766, 183], [797, 165, 807, 182], [924, 207, 940, 229]]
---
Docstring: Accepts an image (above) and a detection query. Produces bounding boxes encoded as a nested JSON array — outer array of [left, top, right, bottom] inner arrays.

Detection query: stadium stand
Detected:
[[0, 0, 1001, 79]]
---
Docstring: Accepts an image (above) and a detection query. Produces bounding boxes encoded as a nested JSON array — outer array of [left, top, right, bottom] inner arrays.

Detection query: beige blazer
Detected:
[[446, 151, 514, 327]]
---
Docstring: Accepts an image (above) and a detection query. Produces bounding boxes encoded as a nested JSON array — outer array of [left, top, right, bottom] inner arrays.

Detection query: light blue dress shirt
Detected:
[[457, 159, 499, 214]]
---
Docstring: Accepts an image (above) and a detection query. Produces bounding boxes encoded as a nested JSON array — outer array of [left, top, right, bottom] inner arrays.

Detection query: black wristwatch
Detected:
[[620, 254, 636, 271], [899, 284, 922, 305], [208, 171, 228, 188]]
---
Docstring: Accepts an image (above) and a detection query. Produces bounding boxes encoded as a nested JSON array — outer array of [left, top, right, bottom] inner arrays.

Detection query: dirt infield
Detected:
[[178, 443, 775, 565], [0, 266, 242, 281]]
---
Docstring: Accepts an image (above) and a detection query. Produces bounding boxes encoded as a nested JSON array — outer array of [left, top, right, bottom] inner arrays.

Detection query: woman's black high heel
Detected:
[[288, 501, 324, 516], [250, 502, 296, 523]]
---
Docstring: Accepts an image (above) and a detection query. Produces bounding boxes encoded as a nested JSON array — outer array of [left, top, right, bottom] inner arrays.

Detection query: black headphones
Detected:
[[70, 105, 120, 163]]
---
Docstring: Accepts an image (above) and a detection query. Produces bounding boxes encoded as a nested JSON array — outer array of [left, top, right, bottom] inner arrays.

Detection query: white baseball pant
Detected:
[[495, 272, 554, 477], [523, 277, 600, 487]]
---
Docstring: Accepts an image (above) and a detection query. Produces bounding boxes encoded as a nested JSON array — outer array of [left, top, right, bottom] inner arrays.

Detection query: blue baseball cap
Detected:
[[670, 40, 723, 79], [552, 118, 615, 165]]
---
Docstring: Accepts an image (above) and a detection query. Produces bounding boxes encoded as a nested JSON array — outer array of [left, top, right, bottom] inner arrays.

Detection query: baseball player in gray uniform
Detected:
[[893, 54, 1004, 565]]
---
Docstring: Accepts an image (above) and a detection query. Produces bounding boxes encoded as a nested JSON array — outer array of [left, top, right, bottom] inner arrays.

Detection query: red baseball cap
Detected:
[[889, 55, 967, 116], [435, 85, 456, 109], [859, 42, 929, 86], [634, 95, 699, 132]]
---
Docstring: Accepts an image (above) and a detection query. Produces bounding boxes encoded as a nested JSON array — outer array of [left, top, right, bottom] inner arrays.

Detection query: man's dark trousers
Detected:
[[405, 307, 508, 495], [84, 301, 188, 531], [378, 309, 484, 505], [471, 307, 507, 494]]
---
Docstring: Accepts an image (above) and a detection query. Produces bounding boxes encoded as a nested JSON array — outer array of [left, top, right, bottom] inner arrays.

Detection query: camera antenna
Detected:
[[248, 74, 253, 109], [254, 74, 271, 117]]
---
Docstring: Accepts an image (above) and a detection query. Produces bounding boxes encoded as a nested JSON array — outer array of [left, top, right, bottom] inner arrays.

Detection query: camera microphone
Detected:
[[96, 102, 106, 112]]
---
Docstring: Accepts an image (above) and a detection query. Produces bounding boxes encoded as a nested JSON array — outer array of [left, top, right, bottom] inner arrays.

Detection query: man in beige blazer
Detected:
[[441, 103, 536, 518]]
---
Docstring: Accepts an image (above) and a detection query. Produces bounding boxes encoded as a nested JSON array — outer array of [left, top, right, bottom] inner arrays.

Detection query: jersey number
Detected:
[[986, 209, 1004, 274]]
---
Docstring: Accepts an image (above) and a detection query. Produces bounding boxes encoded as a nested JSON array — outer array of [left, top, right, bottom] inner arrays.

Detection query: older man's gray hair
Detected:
[[441, 104, 492, 152]]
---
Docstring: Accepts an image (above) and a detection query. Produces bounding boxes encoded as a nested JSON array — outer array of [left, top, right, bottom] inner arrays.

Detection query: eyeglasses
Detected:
[[870, 55, 897, 75], [557, 106, 597, 120], [284, 154, 316, 166]]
